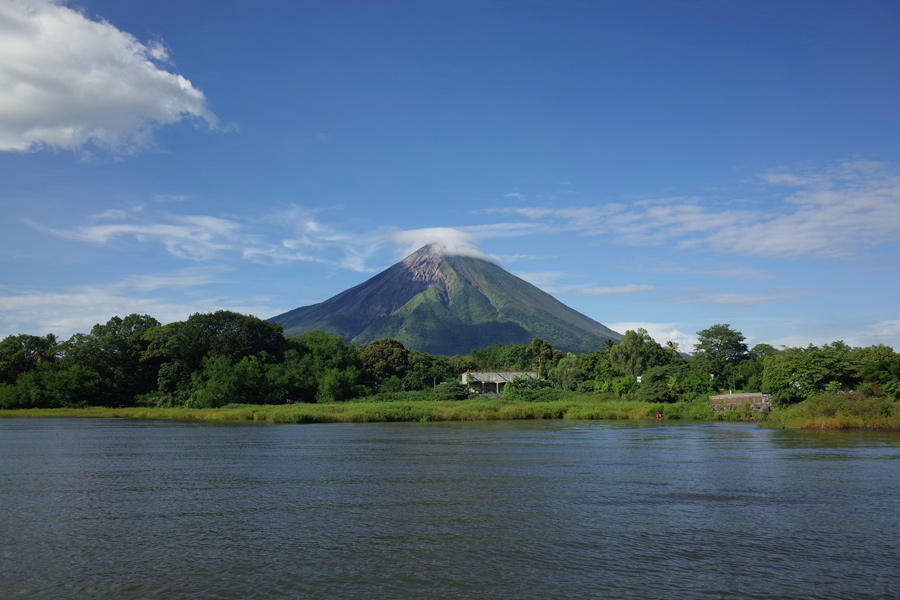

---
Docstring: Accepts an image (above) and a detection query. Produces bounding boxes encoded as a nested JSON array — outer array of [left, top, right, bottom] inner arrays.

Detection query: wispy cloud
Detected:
[[637, 261, 773, 280], [674, 290, 801, 307], [30, 214, 246, 260], [513, 271, 654, 296], [706, 163, 900, 257], [0, 268, 278, 338], [511, 271, 574, 287], [865, 314, 900, 346], [570, 284, 656, 296], [26, 203, 386, 271], [482, 161, 900, 259], [123, 267, 230, 291], [0, 0, 220, 155]]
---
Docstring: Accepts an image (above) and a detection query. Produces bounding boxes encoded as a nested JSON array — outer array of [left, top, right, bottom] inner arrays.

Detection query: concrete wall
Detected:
[[708, 392, 772, 413]]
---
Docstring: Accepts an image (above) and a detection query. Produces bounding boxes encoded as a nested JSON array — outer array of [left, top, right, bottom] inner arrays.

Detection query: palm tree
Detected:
[[665, 340, 680, 358], [603, 338, 615, 355], [32, 333, 60, 364]]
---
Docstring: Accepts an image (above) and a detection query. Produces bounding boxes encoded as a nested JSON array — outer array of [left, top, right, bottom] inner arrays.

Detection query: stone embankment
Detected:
[[708, 392, 772, 413]]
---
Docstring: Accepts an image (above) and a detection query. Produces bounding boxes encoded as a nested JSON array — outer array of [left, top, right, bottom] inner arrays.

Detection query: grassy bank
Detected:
[[761, 392, 900, 430], [4, 394, 896, 429], [0, 397, 718, 424]]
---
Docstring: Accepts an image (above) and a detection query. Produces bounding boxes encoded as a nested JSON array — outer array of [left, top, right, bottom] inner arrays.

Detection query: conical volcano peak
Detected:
[[400, 245, 453, 286], [270, 244, 622, 355]]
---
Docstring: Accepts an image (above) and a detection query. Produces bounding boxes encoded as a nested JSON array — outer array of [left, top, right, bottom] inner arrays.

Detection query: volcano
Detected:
[[269, 245, 622, 355]]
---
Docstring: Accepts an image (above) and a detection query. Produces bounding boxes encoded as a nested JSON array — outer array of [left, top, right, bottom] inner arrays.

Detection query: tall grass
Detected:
[[762, 392, 900, 430], [0, 396, 728, 425]]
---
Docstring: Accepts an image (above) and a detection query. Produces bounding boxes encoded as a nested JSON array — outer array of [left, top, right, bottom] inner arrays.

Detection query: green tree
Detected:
[[403, 351, 459, 391], [359, 338, 410, 385], [609, 329, 669, 377], [853, 344, 900, 388], [469, 344, 506, 370], [62, 314, 161, 405], [548, 352, 582, 390], [693, 324, 750, 389], [265, 332, 362, 403], [143, 311, 285, 400], [187, 355, 270, 408], [749, 343, 779, 359], [634, 363, 681, 403], [665, 340, 680, 358], [603, 338, 615, 355], [760, 342, 859, 405], [315, 367, 360, 402], [525, 338, 562, 374], [694, 324, 749, 362], [0, 333, 61, 385], [0, 363, 108, 409]]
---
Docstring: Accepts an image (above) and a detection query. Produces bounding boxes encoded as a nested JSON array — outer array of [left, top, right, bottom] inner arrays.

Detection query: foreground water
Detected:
[[1, 419, 899, 600]]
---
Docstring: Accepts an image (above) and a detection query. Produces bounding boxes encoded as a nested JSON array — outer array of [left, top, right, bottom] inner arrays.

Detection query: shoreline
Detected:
[[2, 397, 897, 430]]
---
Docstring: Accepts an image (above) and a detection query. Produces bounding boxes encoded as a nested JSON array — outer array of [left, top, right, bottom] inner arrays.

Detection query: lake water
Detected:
[[1, 418, 899, 600]]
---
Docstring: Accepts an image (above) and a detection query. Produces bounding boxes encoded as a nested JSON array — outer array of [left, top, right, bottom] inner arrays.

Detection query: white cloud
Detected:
[[31, 214, 245, 260], [512, 271, 575, 287], [0, 269, 279, 338], [483, 161, 900, 259], [0, 0, 219, 154], [513, 271, 654, 297], [864, 314, 900, 348], [504, 192, 525, 200], [678, 290, 800, 307], [638, 261, 773, 280], [28, 202, 400, 273], [123, 267, 230, 291], [391, 227, 496, 261], [572, 284, 656, 295], [706, 167, 900, 257], [606, 321, 697, 350]]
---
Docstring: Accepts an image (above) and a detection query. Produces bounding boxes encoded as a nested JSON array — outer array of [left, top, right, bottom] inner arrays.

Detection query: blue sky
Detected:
[[2, 0, 899, 353]]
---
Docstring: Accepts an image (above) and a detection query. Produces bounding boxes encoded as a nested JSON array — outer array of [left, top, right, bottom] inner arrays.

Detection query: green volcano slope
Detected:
[[269, 245, 622, 355]]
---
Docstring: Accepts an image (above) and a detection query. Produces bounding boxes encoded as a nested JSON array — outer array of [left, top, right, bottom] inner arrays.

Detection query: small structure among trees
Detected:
[[462, 370, 539, 394]]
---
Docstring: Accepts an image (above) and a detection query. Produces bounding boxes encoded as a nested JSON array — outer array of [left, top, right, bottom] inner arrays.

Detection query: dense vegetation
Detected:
[[1, 312, 898, 428]]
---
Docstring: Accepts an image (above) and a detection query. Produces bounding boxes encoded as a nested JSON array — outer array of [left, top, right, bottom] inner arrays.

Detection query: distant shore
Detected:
[[2, 395, 898, 430]]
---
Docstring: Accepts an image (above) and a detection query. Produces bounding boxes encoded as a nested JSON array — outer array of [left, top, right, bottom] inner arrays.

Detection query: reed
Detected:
[[0, 397, 727, 424], [762, 392, 900, 430]]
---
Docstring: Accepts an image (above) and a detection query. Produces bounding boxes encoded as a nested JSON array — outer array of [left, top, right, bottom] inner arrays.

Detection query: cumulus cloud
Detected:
[[391, 227, 496, 261], [606, 321, 697, 350], [0, 0, 219, 154]]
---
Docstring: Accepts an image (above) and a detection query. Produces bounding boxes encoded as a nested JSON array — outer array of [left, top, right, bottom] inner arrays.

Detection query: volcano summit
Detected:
[[269, 245, 622, 355]]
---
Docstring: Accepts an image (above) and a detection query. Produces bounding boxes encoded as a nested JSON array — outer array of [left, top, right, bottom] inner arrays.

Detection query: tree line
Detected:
[[1, 311, 898, 409]]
